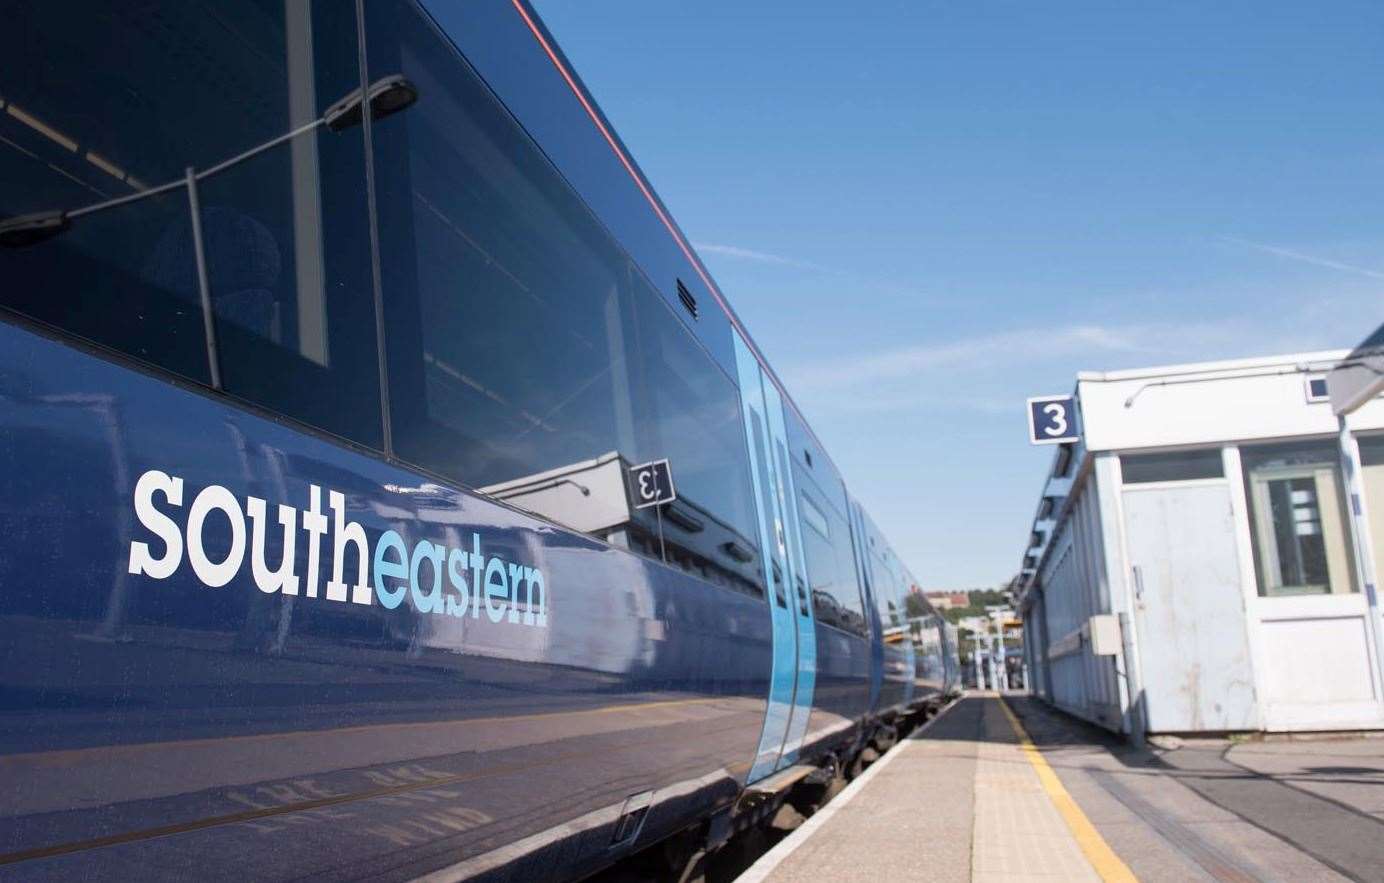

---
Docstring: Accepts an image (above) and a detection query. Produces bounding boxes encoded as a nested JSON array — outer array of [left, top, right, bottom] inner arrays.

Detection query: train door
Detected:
[[761, 377, 816, 768], [735, 332, 798, 782], [848, 499, 884, 713], [898, 572, 917, 708]]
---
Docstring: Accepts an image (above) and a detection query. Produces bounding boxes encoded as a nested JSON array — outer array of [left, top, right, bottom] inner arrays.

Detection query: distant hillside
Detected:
[[939, 588, 1010, 624]]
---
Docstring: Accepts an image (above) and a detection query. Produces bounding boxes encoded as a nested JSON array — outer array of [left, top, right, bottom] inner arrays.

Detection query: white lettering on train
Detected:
[[126, 469, 547, 626]]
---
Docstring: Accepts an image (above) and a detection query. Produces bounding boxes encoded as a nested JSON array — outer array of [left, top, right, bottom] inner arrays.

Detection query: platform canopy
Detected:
[[1328, 322, 1384, 416]]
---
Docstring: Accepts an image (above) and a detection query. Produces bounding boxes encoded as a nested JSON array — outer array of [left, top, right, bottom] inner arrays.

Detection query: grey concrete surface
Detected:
[[1006, 698, 1349, 883], [742, 696, 1384, 882], [751, 697, 984, 882], [1152, 734, 1384, 882]]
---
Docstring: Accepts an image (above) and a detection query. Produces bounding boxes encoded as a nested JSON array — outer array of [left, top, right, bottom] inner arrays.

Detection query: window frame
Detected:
[[1240, 438, 1357, 598], [1120, 447, 1226, 485]]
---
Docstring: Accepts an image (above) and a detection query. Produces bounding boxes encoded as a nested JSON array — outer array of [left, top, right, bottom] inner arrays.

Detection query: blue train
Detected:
[[0, 1, 960, 879]]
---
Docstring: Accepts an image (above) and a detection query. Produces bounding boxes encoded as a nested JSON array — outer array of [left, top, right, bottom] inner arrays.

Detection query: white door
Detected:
[[1242, 459, 1384, 729], [1123, 483, 1259, 732]]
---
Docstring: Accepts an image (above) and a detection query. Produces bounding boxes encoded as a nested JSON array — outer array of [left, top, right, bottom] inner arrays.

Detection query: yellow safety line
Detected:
[[998, 697, 1139, 883]]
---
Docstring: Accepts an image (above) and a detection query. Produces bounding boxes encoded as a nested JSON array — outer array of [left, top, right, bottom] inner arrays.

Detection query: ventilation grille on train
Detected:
[[676, 279, 699, 320]]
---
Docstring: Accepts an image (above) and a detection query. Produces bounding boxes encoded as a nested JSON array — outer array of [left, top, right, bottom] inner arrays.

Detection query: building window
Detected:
[[1242, 441, 1356, 596], [1359, 435, 1384, 468], [1051, 444, 1073, 477], [1304, 376, 1329, 403], [1121, 448, 1223, 484]]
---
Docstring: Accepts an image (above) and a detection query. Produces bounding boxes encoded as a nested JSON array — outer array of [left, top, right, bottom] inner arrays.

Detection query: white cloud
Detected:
[[692, 241, 824, 271], [790, 323, 1148, 393], [1221, 236, 1384, 281], [781, 301, 1373, 417], [693, 239, 941, 304]]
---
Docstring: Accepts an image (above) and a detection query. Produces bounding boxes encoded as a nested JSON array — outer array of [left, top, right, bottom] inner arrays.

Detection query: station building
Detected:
[[1016, 349, 1384, 736]]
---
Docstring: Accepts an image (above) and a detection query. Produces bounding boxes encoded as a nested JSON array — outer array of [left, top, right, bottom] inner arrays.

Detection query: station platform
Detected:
[[736, 694, 1384, 883]]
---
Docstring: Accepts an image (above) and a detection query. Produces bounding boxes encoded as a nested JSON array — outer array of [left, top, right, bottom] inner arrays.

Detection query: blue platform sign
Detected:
[[1026, 395, 1079, 445]]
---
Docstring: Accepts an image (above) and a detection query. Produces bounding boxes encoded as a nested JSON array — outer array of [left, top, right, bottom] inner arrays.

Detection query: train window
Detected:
[[837, 499, 871, 631], [749, 415, 786, 607], [868, 528, 906, 630], [785, 405, 849, 516], [0, 2, 384, 449], [800, 492, 830, 539], [798, 491, 836, 619], [365, 0, 763, 595], [795, 466, 867, 635], [630, 273, 763, 587]]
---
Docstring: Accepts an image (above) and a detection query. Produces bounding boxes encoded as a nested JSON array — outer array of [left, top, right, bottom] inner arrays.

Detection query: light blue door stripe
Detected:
[[762, 379, 816, 768], [734, 332, 796, 784]]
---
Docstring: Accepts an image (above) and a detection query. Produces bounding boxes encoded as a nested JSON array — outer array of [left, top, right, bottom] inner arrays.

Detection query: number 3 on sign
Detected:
[[1026, 395, 1078, 445], [638, 469, 657, 501], [1042, 403, 1067, 437], [629, 459, 676, 509]]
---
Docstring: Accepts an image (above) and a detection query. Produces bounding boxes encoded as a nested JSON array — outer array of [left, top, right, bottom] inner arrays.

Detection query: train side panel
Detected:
[[786, 419, 872, 760], [909, 604, 948, 705], [0, 324, 771, 879], [855, 507, 912, 717], [0, 0, 926, 875], [942, 621, 963, 695]]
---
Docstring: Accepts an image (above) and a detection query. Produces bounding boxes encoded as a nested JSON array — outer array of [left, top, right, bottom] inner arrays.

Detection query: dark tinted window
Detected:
[[366, 1, 761, 593], [794, 461, 866, 635], [1359, 435, 1384, 467], [1052, 443, 1074, 477], [785, 404, 849, 524], [879, 556, 902, 629], [0, 2, 383, 448], [416, 1, 739, 380], [1122, 449, 1223, 483], [863, 516, 905, 631], [635, 283, 761, 567]]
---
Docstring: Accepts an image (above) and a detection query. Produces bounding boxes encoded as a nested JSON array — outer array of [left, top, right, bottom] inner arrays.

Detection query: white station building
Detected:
[[1016, 345, 1384, 737]]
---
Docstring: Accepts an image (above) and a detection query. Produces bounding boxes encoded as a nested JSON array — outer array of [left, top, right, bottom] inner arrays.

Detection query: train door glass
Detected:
[[734, 331, 797, 782], [761, 376, 816, 767], [849, 501, 884, 711]]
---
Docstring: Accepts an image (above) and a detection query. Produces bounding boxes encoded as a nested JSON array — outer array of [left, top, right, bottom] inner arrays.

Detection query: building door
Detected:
[[1123, 483, 1259, 732], [1239, 441, 1384, 730]]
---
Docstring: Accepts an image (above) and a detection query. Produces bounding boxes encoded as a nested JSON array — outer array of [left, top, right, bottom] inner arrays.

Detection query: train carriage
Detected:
[[0, 1, 957, 878]]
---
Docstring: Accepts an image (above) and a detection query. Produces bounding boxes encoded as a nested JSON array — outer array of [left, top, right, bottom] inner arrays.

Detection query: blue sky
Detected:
[[532, 0, 1384, 589]]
